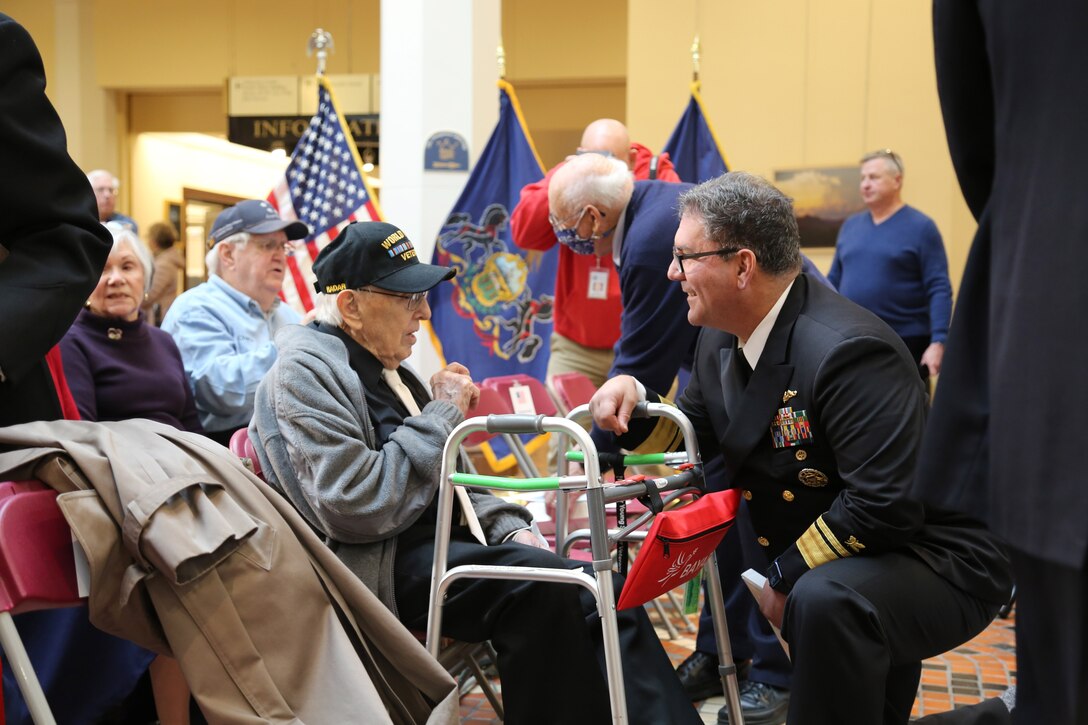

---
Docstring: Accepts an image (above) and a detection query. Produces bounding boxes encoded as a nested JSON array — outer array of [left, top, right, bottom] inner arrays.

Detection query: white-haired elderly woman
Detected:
[[51, 222, 198, 724], [60, 222, 201, 432]]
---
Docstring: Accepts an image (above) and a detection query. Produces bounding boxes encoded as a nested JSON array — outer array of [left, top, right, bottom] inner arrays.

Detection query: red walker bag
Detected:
[[616, 489, 741, 610]]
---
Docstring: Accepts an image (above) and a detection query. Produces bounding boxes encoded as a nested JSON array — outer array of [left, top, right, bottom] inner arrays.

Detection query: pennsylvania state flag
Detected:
[[427, 80, 554, 471], [662, 81, 730, 184]]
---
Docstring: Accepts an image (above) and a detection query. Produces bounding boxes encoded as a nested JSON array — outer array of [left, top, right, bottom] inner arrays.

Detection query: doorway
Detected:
[[181, 188, 246, 290]]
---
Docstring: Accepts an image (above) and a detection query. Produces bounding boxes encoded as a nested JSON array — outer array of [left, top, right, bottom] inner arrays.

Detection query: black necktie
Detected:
[[735, 346, 753, 386]]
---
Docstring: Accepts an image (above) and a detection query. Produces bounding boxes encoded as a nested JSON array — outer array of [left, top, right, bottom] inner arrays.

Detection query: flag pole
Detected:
[[690, 34, 701, 86], [308, 28, 335, 77], [497, 42, 506, 81]]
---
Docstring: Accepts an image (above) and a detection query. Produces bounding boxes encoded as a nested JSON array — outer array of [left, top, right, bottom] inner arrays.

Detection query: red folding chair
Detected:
[[548, 371, 598, 416], [462, 387, 515, 451], [476, 376, 557, 480], [479, 375, 558, 419], [228, 428, 263, 480], [0, 480, 84, 725]]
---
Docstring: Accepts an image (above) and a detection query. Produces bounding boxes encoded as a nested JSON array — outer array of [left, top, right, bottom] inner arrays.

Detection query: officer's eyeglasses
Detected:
[[672, 247, 742, 276], [364, 288, 426, 312]]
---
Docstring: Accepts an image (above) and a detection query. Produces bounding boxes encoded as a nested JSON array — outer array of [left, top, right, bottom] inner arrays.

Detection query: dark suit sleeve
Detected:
[[613, 329, 723, 463], [589, 259, 696, 453], [934, 0, 995, 220], [609, 261, 696, 393], [0, 15, 112, 389], [772, 335, 930, 591]]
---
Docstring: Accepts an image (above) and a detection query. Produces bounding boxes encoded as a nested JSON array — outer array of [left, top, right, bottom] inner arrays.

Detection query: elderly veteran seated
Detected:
[[249, 221, 700, 725]]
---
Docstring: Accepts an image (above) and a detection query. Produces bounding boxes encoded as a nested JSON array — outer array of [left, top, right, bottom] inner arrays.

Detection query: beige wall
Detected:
[[503, 0, 628, 168], [7, 0, 974, 289], [627, 0, 976, 288], [93, 0, 381, 88]]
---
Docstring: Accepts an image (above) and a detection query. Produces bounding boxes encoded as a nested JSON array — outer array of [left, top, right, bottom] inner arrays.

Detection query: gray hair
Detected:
[[313, 292, 344, 326], [677, 172, 802, 277], [548, 154, 634, 219], [103, 221, 154, 292], [860, 148, 904, 177], [86, 169, 119, 190], [205, 231, 250, 277]]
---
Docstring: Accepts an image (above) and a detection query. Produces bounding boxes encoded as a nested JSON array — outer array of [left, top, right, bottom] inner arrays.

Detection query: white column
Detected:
[[380, 0, 501, 380]]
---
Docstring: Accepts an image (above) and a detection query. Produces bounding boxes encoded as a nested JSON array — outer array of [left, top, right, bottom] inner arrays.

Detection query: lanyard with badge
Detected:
[[587, 255, 609, 300]]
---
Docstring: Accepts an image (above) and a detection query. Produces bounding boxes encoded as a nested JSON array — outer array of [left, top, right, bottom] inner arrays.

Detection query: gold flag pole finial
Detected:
[[497, 43, 507, 80], [308, 28, 335, 76], [690, 34, 701, 83]]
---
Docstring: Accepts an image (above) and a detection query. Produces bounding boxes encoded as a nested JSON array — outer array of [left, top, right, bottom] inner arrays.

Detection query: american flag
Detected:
[[267, 76, 382, 312]]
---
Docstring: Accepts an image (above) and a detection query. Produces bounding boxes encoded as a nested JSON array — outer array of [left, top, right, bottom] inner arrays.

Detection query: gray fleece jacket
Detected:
[[249, 323, 532, 617]]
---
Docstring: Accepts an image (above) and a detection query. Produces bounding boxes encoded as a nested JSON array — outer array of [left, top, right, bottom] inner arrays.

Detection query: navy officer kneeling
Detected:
[[588, 172, 1013, 725], [249, 221, 700, 725]]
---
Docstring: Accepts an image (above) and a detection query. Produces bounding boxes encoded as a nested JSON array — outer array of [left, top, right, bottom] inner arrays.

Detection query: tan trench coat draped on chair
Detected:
[[0, 419, 457, 725]]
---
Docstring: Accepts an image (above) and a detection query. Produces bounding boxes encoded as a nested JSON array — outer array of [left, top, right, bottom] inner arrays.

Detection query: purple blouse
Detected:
[[59, 309, 203, 432]]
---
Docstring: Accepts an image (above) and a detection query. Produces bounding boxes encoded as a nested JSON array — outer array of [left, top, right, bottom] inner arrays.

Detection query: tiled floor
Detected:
[[457, 600, 1017, 723]]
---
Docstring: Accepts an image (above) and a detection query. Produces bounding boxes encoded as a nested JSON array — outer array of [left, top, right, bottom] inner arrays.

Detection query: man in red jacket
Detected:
[[511, 118, 679, 387]]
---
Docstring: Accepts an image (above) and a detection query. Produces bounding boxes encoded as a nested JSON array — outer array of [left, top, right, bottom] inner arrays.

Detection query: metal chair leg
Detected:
[[665, 589, 698, 633], [649, 597, 680, 639]]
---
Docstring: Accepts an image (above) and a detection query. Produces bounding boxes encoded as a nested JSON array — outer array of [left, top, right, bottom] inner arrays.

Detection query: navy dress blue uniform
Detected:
[[913, 2, 1088, 723], [595, 180, 794, 694], [625, 274, 1013, 724], [603, 181, 833, 697]]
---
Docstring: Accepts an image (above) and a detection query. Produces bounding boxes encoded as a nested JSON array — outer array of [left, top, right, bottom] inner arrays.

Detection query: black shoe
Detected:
[[717, 681, 789, 725], [675, 651, 751, 702]]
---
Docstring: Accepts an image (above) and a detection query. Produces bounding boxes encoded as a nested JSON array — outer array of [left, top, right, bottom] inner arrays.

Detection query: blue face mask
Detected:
[[550, 207, 613, 255]]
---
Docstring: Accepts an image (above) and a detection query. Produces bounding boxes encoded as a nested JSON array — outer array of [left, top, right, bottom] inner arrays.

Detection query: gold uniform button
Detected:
[[743, 490, 753, 501], [782, 490, 795, 502], [795, 449, 808, 461], [757, 536, 770, 547]]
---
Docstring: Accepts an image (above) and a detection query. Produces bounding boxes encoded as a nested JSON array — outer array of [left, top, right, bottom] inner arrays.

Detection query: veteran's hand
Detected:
[[430, 363, 480, 414], [510, 528, 549, 550], [589, 375, 642, 435]]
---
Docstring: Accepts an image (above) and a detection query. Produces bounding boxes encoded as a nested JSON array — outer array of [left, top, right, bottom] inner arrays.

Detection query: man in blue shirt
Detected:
[[828, 150, 953, 382], [162, 200, 308, 444]]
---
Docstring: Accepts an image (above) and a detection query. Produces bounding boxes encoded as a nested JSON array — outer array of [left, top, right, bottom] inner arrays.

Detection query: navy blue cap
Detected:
[[209, 200, 309, 245]]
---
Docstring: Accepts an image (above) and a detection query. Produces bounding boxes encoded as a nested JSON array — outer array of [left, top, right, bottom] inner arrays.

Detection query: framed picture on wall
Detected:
[[774, 166, 865, 248], [164, 201, 182, 233]]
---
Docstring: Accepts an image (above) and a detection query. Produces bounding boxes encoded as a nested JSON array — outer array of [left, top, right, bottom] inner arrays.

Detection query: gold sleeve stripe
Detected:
[[633, 396, 684, 454], [796, 515, 852, 569], [815, 516, 852, 559]]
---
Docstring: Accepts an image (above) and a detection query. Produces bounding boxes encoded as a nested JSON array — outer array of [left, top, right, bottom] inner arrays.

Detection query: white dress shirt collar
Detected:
[[738, 280, 795, 370]]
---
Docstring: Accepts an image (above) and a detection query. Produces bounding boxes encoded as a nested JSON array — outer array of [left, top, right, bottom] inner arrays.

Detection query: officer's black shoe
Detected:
[[717, 681, 790, 725], [675, 651, 751, 702]]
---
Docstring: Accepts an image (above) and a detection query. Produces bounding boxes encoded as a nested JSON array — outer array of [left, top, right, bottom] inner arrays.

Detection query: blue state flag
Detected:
[[662, 81, 730, 184], [427, 80, 554, 472]]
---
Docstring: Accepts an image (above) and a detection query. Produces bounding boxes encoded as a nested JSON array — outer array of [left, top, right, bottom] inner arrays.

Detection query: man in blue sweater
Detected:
[[828, 150, 952, 382]]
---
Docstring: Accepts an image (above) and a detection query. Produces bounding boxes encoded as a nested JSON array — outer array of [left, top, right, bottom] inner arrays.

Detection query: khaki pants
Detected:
[[545, 332, 614, 388]]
